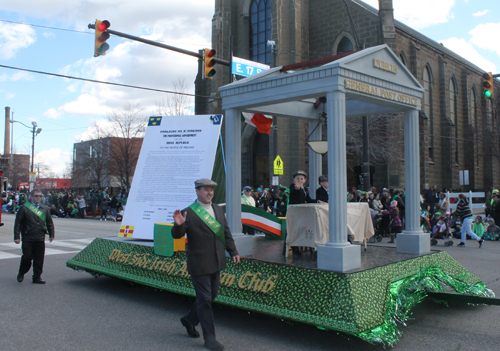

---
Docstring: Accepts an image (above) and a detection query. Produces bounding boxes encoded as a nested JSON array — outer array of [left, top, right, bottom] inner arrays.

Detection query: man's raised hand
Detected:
[[173, 209, 187, 225]]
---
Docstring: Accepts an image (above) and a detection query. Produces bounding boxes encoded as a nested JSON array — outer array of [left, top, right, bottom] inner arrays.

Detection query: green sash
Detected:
[[189, 202, 225, 246], [241, 195, 252, 206], [24, 202, 47, 232]]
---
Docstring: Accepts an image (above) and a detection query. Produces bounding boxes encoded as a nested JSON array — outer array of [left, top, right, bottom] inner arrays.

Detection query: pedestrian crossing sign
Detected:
[[119, 225, 135, 237], [273, 155, 283, 175]]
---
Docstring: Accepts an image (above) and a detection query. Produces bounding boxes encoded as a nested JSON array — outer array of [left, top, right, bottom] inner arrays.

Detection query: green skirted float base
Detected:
[[66, 238, 493, 346]]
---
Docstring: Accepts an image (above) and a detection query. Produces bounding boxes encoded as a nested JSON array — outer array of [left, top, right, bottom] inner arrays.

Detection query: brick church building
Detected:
[[195, 0, 500, 192]]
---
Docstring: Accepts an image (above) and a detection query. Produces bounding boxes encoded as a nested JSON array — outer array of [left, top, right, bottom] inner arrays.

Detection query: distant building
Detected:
[[72, 137, 143, 192], [0, 153, 30, 191], [197, 0, 500, 191], [34, 178, 71, 191]]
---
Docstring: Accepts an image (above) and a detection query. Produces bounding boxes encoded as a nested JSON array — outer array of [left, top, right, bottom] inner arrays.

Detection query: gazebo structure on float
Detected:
[[220, 44, 429, 272]]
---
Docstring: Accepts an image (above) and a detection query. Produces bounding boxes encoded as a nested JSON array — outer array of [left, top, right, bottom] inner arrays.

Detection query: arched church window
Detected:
[[449, 78, 456, 125], [337, 36, 353, 54], [469, 88, 476, 127], [399, 52, 408, 67], [250, 0, 271, 65], [423, 66, 434, 160]]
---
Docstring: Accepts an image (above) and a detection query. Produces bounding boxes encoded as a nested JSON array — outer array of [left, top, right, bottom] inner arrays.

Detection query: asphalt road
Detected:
[[1, 213, 499, 351]]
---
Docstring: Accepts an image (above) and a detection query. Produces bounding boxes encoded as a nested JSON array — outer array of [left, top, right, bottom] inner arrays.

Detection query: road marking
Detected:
[[0, 238, 96, 260], [45, 248, 81, 255], [0, 251, 20, 259], [47, 241, 87, 250]]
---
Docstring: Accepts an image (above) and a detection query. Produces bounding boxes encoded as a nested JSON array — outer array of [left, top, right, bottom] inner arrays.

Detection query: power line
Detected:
[[0, 19, 210, 47], [0, 19, 90, 34], [0, 64, 218, 99]]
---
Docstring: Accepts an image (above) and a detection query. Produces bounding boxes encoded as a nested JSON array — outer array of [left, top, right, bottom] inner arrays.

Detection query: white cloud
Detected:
[[439, 37, 497, 72], [6, 92, 16, 99], [472, 10, 489, 17], [42, 31, 55, 38], [43, 108, 61, 120], [469, 23, 500, 57], [0, 21, 37, 59], [0, 71, 35, 81], [73, 118, 115, 142], [1, 0, 215, 36], [360, 0, 455, 30], [36, 148, 72, 177], [43, 94, 112, 119]]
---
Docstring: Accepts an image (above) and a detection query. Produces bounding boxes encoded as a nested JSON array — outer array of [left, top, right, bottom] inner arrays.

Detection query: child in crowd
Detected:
[[432, 218, 447, 237], [484, 219, 500, 241], [382, 201, 402, 243], [472, 216, 484, 238]]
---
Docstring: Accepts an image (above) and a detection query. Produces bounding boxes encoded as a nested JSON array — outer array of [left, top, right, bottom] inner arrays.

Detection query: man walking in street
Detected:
[[14, 188, 55, 284], [172, 178, 240, 351]]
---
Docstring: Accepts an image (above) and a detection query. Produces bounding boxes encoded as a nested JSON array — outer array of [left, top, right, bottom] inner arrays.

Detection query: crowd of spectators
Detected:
[[2, 188, 128, 221]]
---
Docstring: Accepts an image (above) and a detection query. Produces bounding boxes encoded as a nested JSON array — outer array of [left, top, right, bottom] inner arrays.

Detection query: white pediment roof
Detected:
[[219, 45, 423, 115], [321, 45, 423, 91]]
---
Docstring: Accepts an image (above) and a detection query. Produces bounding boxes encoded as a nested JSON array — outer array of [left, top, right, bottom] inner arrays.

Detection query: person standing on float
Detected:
[[172, 178, 240, 351]]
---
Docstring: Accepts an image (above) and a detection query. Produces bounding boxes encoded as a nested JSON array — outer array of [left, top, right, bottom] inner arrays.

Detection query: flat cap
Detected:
[[318, 175, 328, 183], [195, 178, 218, 188], [293, 170, 307, 178]]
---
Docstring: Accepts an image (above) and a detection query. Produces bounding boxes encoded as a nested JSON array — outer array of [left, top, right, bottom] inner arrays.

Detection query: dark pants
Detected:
[[19, 241, 45, 280], [101, 209, 107, 219], [78, 208, 85, 219], [184, 272, 220, 343]]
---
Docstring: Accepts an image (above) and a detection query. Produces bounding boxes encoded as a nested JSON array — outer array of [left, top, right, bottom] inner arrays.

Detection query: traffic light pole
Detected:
[[88, 24, 230, 67]]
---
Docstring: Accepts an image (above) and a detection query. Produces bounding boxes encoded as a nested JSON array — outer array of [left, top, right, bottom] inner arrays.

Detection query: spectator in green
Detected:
[[472, 216, 484, 238]]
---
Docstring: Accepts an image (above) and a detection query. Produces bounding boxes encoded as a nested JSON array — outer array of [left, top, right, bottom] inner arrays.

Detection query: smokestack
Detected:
[[5, 106, 11, 155]]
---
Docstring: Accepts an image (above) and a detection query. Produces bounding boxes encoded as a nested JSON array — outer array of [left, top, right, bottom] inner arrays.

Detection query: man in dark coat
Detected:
[[14, 188, 55, 284], [172, 178, 240, 351]]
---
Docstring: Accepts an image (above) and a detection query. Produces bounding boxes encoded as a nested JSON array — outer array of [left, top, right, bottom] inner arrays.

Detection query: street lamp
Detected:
[[10, 120, 42, 172]]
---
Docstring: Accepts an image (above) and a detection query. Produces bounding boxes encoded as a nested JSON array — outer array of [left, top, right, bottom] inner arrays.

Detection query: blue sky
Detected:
[[0, 0, 498, 177]]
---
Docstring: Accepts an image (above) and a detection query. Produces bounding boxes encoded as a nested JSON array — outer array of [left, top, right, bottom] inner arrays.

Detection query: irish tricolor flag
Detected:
[[241, 112, 273, 134]]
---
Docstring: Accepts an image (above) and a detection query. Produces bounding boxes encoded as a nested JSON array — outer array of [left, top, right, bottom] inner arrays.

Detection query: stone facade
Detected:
[[198, 0, 500, 192]]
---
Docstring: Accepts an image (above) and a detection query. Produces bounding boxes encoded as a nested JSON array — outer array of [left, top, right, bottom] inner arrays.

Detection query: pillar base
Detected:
[[397, 232, 431, 254], [317, 243, 361, 272]]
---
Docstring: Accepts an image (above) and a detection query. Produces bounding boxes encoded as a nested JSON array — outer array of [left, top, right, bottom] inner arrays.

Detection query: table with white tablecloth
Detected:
[[286, 203, 374, 249]]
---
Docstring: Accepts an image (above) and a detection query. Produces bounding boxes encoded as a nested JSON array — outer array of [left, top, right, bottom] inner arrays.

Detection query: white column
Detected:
[[317, 90, 361, 272], [397, 109, 430, 253], [225, 108, 243, 235], [308, 120, 322, 194]]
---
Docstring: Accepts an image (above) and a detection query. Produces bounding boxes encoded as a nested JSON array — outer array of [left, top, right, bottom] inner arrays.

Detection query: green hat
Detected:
[[435, 212, 441, 216]]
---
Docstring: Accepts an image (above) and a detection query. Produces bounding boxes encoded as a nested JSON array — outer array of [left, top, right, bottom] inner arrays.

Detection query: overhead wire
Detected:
[[0, 64, 219, 99]]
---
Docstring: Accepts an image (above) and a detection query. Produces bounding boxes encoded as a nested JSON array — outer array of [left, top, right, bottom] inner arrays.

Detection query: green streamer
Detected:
[[357, 265, 494, 346]]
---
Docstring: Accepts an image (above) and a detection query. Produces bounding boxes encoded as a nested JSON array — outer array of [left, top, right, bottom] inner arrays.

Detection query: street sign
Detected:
[[232, 57, 270, 78], [273, 155, 283, 175], [272, 176, 279, 186], [29, 172, 37, 183]]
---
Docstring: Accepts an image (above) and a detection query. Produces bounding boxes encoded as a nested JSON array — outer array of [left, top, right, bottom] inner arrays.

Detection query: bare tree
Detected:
[[4, 154, 30, 190], [345, 113, 405, 164], [106, 104, 146, 191], [155, 77, 194, 116], [310, 113, 405, 164]]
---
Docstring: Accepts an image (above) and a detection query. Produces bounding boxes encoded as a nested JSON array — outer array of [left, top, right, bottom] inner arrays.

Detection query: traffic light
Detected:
[[483, 72, 494, 99], [94, 20, 110, 56], [204, 48, 216, 79]]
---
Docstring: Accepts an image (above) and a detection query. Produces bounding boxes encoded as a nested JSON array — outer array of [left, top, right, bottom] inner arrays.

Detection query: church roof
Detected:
[[350, 0, 487, 74]]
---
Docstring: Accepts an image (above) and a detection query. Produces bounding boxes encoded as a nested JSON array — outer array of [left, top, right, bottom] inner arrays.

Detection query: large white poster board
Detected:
[[119, 115, 223, 240]]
